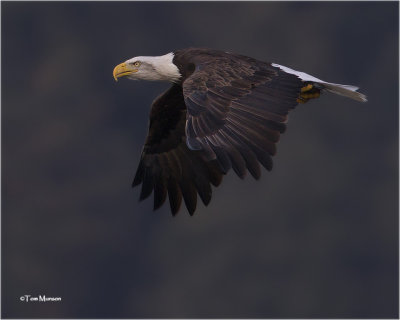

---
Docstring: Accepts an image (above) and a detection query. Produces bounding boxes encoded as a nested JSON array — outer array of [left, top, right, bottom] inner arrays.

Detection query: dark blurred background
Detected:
[[2, 1, 398, 318]]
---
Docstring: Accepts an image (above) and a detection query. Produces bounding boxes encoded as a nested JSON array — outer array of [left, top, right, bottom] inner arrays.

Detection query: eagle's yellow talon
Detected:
[[297, 85, 321, 104], [301, 84, 313, 93]]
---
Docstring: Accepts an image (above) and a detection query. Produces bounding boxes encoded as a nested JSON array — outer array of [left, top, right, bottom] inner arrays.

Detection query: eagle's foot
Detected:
[[297, 83, 321, 104], [301, 84, 313, 93]]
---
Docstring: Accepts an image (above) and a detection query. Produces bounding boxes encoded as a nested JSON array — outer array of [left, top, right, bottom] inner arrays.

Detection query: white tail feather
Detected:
[[271, 63, 367, 102], [322, 82, 368, 102]]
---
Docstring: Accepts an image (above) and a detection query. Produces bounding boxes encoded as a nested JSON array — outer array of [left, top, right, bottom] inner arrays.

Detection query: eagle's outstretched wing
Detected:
[[132, 84, 224, 215], [182, 51, 304, 179]]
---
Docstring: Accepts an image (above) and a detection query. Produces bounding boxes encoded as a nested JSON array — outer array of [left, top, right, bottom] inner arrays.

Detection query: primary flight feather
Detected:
[[113, 48, 367, 216]]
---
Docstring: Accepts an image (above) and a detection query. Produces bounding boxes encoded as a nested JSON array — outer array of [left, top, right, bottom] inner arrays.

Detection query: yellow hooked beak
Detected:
[[113, 62, 138, 81]]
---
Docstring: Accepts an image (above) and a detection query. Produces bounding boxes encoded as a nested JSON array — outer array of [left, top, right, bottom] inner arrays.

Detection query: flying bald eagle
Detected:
[[113, 48, 367, 216]]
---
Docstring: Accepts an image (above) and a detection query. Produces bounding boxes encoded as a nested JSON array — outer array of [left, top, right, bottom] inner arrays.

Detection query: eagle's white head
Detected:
[[113, 52, 181, 83]]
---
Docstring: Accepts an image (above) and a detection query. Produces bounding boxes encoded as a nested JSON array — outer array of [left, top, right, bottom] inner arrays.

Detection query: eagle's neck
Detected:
[[152, 53, 182, 82]]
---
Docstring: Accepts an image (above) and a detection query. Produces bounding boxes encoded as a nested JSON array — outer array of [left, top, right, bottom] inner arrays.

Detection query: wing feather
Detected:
[[167, 178, 182, 215], [181, 50, 303, 177], [132, 84, 224, 215]]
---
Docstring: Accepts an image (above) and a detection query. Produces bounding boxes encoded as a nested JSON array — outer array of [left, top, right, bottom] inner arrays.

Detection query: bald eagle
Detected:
[[113, 48, 367, 215]]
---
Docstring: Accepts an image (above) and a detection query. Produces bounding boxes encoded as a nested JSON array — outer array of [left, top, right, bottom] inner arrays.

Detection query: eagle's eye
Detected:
[[133, 61, 141, 67]]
